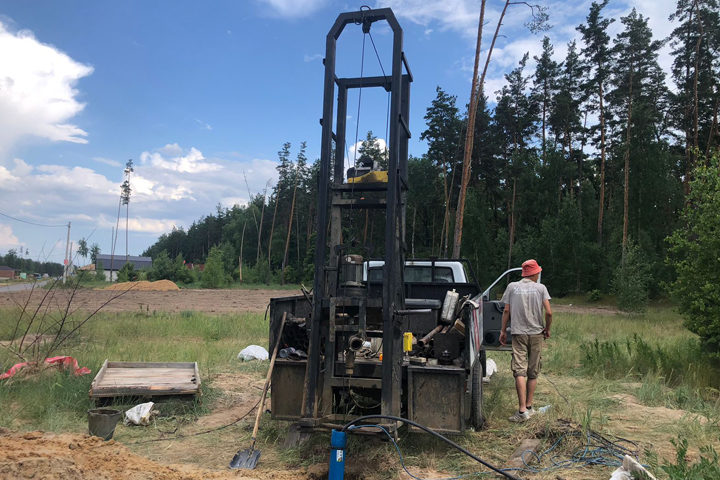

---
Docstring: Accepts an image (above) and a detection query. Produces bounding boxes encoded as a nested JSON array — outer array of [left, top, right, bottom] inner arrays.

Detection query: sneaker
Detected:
[[508, 410, 531, 423], [526, 406, 535, 417]]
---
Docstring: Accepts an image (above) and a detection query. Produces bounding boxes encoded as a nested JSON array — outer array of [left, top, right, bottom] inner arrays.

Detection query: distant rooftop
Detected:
[[96, 254, 152, 271]]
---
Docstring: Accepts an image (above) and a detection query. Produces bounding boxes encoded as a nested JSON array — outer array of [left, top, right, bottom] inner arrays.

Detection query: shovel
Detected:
[[230, 312, 287, 469]]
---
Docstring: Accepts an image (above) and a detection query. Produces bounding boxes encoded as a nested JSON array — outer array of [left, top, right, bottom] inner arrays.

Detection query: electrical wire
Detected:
[[343, 416, 644, 479], [342, 415, 523, 480], [0, 210, 66, 228]]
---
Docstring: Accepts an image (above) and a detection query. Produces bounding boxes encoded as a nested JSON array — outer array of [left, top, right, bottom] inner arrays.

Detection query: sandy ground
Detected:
[[0, 429, 311, 480], [0, 287, 300, 315]]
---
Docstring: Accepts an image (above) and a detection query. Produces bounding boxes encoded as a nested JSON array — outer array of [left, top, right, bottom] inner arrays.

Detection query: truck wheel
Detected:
[[471, 360, 485, 430]]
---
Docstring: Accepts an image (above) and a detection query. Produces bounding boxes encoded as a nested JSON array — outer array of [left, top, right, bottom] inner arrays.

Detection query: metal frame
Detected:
[[302, 7, 412, 425]]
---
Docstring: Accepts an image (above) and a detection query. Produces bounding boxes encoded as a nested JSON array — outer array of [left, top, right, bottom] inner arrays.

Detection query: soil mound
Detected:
[[104, 280, 180, 292], [0, 430, 276, 479]]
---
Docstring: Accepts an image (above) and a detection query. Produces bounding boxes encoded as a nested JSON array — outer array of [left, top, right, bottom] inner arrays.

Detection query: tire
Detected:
[[471, 358, 485, 430]]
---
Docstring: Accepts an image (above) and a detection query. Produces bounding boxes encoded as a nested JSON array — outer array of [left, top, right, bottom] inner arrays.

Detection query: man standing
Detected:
[[499, 259, 552, 422]]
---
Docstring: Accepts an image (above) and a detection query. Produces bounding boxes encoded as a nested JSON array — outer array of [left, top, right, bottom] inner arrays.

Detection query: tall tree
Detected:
[[608, 9, 668, 253], [494, 53, 539, 267], [669, 0, 720, 187], [578, 0, 615, 245], [532, 36, 560, 166], [420, 88, 463, 256], [549, 41, 585, 205]]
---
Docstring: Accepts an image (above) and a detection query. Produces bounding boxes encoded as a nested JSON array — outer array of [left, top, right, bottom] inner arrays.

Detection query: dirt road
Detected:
[[0, 287, 301, 315]]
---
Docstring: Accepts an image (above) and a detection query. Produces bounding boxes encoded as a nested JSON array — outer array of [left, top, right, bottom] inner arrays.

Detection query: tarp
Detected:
[[0, 356, 91, 380]]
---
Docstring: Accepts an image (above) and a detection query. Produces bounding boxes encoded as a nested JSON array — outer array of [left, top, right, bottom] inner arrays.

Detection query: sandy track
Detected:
[[0, 288, 301, 315]]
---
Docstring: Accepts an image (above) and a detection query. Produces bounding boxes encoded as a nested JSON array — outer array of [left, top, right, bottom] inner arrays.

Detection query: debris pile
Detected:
[[103, 280, 180, 291]]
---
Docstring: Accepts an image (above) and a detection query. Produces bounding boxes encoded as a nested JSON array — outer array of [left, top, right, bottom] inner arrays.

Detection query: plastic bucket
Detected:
[[87, 408, 122, 440]]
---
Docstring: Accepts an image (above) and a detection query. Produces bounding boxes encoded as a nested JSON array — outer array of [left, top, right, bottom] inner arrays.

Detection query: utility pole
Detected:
[[62, 222, 71, 284]]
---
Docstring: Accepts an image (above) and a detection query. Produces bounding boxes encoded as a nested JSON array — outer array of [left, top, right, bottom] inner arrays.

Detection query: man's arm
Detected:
[[542, 299, 552, 339], [499, 304, 511, 345]]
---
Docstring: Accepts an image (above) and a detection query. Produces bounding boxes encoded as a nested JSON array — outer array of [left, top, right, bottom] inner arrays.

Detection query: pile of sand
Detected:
[[0, 430, 260, 479], [104, 280, 180, 291]]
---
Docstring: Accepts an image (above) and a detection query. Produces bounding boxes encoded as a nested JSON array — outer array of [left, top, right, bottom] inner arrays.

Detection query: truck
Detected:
[[265, 7, 513, 435]]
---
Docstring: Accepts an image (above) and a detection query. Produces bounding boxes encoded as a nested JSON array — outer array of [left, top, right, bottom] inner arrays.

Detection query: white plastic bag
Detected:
[[124, 402, 155, 426], [609, 455, 657, 480], [483, 358, 498, 382], [237, 345, 269, 361]]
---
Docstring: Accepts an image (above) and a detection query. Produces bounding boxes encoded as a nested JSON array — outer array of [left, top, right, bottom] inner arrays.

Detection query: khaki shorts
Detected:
[[511, 334, 544, 379]]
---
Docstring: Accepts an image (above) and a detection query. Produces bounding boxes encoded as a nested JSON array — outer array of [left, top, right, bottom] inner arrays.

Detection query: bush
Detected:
[[667, 153, 720, 356], [95, 262, 106, 282], [612, 241, 650, 312], [586, 289, 602, 302], [117, 262, 138, 283], [201, 246, 228, 288], [658, 438, 720, 479]]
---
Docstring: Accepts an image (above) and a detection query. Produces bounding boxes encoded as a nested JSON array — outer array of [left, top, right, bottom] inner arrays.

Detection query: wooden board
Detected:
[[89, 360, 201, 398]]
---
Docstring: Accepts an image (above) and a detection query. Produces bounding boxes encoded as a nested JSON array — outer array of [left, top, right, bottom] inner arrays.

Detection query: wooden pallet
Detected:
[[89, 360, 201, 398]]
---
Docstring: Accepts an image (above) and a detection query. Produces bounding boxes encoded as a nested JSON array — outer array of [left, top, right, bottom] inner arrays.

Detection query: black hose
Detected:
[[342, 415, 523, 480]]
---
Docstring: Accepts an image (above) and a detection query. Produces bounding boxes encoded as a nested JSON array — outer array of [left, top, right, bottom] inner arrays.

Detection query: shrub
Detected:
[[659, 438, 720, 479], [667, 153, 720, 357], [95, 262, 106, 282], [586, 289, 602, 302], [612, 241, 650, 312], [117, 262, 138, 282], [201, 246, 228, 288]]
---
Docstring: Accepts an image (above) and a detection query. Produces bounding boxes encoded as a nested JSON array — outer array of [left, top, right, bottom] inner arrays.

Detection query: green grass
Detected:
[[2, 299, 720, 479], [0, 310, 268, 431]]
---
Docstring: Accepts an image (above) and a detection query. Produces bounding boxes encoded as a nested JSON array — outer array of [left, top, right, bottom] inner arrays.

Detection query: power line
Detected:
[[0, 210, 67, 228]]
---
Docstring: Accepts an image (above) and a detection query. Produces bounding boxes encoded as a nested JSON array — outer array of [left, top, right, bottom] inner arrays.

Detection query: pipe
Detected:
[[417, 325, 443, 348]]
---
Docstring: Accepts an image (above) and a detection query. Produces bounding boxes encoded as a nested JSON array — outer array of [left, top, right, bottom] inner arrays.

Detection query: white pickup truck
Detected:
[[364, 260, 470, 284]]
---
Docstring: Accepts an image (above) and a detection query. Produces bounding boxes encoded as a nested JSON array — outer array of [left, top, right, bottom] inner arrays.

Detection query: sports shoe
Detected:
[[526, 406, 535, 417], [508, 410, 531, 423]]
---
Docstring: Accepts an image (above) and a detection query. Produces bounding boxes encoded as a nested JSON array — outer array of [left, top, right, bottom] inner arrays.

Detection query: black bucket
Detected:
[[87, 408, 122, 440]]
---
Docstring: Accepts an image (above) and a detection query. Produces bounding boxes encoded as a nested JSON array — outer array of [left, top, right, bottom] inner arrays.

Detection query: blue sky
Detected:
[[0, 0, 677, 266]]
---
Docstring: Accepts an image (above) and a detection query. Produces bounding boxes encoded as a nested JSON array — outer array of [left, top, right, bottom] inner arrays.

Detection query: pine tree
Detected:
[[669, 0, 720, 186], [578, 0, 615, 245], [532, 36, 560, 166], [608, 9, 669, 253]]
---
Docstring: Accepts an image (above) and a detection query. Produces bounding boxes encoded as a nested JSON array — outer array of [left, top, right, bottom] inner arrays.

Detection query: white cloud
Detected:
[[141, 145, 222, 174], [195, 118, 213, 130], [0, 21, 93, 157], [0, 224, 23, 249], [255, 0, 329, 17], [304, 53, 322, 62], [93, 157, 122, 168]]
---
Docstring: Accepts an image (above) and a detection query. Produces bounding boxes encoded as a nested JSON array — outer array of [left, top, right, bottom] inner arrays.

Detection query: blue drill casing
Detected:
[[328, 429, 347, 480]]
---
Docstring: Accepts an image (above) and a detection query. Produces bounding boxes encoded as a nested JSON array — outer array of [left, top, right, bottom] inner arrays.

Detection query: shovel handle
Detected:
[[250, 312, 287, 442]]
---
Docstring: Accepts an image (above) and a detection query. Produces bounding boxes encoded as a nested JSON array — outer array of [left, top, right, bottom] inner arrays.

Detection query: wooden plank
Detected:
[[90, 359, 109, 390], [89, 360, 200, 399], [106, 361, 195, 368], [194, 362, 201, 388]]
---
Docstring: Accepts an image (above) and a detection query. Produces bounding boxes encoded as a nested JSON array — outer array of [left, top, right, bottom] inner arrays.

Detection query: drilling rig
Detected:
[[267, 7, 509, 435]]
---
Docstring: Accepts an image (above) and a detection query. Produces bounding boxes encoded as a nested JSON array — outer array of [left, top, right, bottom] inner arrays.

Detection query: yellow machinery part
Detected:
[[347, 170, 388, 184]]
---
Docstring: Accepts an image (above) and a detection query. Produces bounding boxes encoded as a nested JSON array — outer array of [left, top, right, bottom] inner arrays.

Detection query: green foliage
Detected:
[[587, 289, 602, 302], [116, 262, 138, 282], [201, 246, 228, 288], [659, 438, 720, 479], [667, 154, 720, 355], [580, 334, 719, 392], [148, 250, 174, 281], [613, 241, 650, 312], [95, 262, 106, 282]]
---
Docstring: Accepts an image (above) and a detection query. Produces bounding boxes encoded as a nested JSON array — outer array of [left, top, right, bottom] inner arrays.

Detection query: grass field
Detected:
[[1, 301, 720, 479]]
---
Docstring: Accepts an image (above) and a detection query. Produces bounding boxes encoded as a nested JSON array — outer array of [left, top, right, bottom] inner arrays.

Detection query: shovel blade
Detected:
[[229, 448, 261, 469]]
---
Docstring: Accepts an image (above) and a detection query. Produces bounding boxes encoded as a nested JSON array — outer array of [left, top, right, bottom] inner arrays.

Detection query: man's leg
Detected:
[[515, 375, 527, 412], [526, 335, 543, 410], [525, 378, 537, 409]]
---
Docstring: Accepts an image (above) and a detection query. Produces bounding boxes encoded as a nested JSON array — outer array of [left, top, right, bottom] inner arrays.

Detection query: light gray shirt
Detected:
[[501, 278, 551, 335]]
